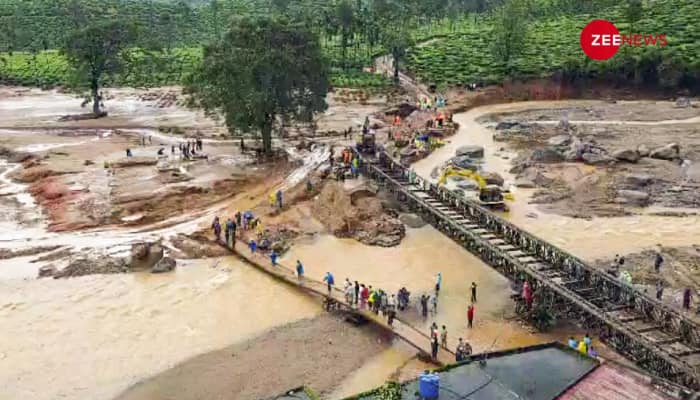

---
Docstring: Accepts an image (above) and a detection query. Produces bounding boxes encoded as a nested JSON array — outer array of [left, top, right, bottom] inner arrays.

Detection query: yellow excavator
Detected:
[[438, 166, 511, 210]]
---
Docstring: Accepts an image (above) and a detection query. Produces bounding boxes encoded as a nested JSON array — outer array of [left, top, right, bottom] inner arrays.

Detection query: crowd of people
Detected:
[[568, 333, 597, 359]]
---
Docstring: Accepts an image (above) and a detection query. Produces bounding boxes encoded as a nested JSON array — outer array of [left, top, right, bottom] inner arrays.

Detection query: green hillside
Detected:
[[407, 0, 700, 88]]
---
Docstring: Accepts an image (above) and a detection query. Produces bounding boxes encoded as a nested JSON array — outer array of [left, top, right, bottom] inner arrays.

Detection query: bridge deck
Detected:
[[223, 239, 455, 366], [359, 152, 700, 391]]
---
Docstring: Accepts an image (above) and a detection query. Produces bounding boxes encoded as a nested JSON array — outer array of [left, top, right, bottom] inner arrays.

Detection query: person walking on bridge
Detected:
[[440, 325, 448, 349], [467, 303, 475, 328], [683, 288, 692, 311], [354, 281, 360, 305], [270, 250, 278, 267], [249, 239, 257, 254], [360, 284, 369, 309], [276, 190, 283, 211], [225, 218, 236, 248], [654, 252, 664, 273], [656, 280, 664, 300], [431, 335, 439, 360], [323, 272, 335, 296], [296, 260, 304, 280], [470, 282, 478, 303], [435, 272, 442, 295], [212, 217, 222, 243]]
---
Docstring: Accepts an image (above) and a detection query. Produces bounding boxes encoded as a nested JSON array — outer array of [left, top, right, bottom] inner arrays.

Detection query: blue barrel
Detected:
[[418, 372, 440, 399]]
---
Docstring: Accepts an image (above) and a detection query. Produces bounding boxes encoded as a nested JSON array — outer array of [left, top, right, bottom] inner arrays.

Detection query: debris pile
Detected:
[[312, 182, 405, 247]]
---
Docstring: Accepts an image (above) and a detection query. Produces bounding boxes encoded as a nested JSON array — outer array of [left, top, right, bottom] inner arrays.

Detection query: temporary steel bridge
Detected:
[[358, 151, 700, 391]]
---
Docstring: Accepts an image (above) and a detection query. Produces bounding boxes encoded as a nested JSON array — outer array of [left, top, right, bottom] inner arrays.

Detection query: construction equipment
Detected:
[[438, 166, 508, 210], [356, 131, 376, 154], [437, 166, 487, 187]]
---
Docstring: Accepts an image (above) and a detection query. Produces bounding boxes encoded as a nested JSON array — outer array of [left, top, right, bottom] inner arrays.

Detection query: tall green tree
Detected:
[[336, 0, 355, 70], [61, 21, 137, 115], [625, 0, 644, 32], [490, 0, 530, 68], [185, 16, 329, 154], [381, 27, 413, 84]]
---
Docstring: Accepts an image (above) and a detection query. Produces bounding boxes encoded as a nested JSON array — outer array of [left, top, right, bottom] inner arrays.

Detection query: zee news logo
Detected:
[[580, 19, 668, 61]]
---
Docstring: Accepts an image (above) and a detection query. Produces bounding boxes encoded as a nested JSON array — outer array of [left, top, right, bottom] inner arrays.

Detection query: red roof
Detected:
[[558, 363, 674, 400]]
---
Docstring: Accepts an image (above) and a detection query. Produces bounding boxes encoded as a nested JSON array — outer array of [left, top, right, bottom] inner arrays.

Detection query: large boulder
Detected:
[[514, 179, 536, 188], [547, 135, 572, 147], [38, 264, 57, 278], [616, 189, 650, 206], [54, 254, 130, 278], [675, 97, 691, 108], [450, 155, 479, 171], [637, 144, 650, 157], [152, 256, 176, 273], [495, 121, 519, 130], [129, 242, 164, 270], [582, 153, 616, 165], [482, 171, 504, 186], [530, 147, 565, 163], [650, 143, 680, 160], [455, 145, 484, 159], [612, 149, 640, 163], [624, 174, 653, 188]]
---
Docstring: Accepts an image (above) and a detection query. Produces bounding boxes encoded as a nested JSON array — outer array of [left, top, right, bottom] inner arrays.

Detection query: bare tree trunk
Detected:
[[261, 114, 274, 155], [91, 77, 101, 115]]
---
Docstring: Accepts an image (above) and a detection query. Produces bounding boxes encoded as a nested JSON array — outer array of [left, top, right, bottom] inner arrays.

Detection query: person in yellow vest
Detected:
[[256, 219, 264, 237], [577, 339, 588, 355], [269, 192, 276, 210]]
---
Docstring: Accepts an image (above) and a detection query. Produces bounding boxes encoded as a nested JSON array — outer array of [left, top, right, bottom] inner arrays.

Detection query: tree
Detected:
[[336, 0, 355, 70], [625, 0, 644, 33], [381, 27, 413, 84], [186, 16, 329, 155], [490, 0, 530, 68], [62, 21, 137, 115]]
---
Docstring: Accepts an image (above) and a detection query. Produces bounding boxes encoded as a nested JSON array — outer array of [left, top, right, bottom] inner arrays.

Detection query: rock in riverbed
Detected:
[[650, 143, 680, 160], [152, 257, 176, 273], [612, 149, 640, 163], [455, 145, 484, 159]]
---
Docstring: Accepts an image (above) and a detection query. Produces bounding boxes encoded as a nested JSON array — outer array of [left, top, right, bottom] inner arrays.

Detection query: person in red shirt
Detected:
[[467, 303, 475, 328], [360, 284, 369, 309]]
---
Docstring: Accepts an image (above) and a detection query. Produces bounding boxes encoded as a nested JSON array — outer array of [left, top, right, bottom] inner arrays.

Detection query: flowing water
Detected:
[[3, 98, 699, 399], [413, 101, 700, 260], [0, 258, 321, 400]]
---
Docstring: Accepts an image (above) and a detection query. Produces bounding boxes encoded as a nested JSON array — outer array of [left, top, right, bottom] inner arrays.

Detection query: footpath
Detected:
[[219, 236, 456, 367]]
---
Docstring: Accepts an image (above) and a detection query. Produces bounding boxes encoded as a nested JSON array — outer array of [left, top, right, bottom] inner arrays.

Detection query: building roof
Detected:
[[558, 362, 674, 400], [350, 343, 599, 400]]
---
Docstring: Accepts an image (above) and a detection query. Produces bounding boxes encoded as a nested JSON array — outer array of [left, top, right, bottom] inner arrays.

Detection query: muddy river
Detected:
[[2, 96, 700, 399]]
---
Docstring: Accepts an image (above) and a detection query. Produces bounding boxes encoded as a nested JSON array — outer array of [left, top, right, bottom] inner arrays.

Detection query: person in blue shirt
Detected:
[[270, 250, 278, 266], [249, 239, 257, 254], [568, 337, 578, 350], [296, 260, 304, 280], [323, 272, 335, 295], [583, 333, 592, 351], [435, 272, 442, 294]]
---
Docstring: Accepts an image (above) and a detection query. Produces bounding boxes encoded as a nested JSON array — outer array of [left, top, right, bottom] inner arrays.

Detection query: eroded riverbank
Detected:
[[3, 88, 699, 399]]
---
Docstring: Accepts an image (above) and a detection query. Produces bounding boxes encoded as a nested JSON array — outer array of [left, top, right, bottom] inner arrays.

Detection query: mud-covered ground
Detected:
[[114, 314, 392, 400], [477, 100, 700, 219]]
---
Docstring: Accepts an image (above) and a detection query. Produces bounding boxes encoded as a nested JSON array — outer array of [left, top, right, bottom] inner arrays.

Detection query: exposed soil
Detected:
[[476, 101, 700, 218], [114, 313, 391, 400]]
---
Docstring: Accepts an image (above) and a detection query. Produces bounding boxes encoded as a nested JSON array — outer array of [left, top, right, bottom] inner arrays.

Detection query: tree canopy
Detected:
[[185, 16, 329, 154], [61, 20, 137, 114]]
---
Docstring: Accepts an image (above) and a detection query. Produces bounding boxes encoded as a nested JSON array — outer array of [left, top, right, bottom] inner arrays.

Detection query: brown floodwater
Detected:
[[4, 98, 698, 400], [0, 258, 320, 400], [414, 100, 700, 260]]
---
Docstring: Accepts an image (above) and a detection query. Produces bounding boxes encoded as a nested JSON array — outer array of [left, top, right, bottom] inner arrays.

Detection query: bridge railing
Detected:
[[367, 150, 700, 347]]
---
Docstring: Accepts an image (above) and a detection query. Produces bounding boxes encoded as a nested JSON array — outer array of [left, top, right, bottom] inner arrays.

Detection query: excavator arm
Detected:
[[437, 166, 486, 188]]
